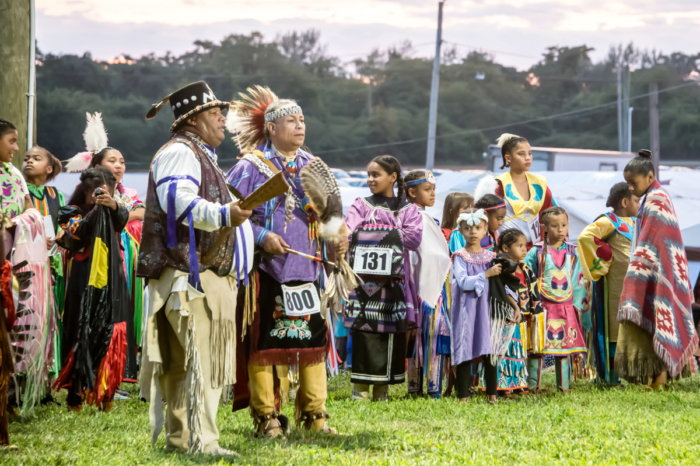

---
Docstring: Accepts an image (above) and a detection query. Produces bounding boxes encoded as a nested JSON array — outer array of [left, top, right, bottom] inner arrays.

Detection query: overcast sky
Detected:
[[36, 0, 700, 70]]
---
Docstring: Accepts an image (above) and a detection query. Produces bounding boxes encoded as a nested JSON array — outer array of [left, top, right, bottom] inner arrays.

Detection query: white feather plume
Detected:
[[83, 112, 108, 152], [64, 152, 94, 173], [495, 133, 521, 148], [64, 112, 109, 173], [474, 174, 498, 203]]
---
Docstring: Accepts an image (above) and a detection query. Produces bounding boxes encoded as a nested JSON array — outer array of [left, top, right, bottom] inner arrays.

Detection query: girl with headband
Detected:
[[404, 170, 452, 399], [448, 194, 506, 253]]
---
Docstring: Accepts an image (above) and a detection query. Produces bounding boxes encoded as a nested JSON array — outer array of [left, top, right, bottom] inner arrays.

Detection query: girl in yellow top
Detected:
[[481, 133, 557, 390], [577, 183, 639, 384], [491, 134, 557, 249]]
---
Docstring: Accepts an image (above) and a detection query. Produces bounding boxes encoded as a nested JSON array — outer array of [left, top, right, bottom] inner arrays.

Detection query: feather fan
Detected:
[[474, 174, 498, 203], [226, 86, 278, 155], [299, 157, 359, 317]]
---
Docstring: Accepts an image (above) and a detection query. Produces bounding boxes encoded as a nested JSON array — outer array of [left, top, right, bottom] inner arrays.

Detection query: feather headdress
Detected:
[[226, 86, 278, 155], [299, 157, 359, 317], [65, 112, 110, 173], [495, 133, 522, 148], [474, 174, 498, 203]]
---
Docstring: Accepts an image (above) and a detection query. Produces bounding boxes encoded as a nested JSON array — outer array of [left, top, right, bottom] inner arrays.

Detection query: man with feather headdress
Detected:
[[226, 86, 346, 438], [137, 81, 253, 456]]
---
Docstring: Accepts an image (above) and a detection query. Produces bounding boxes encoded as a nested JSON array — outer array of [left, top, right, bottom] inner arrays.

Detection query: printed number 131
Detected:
[[361, 251, 386, 271]]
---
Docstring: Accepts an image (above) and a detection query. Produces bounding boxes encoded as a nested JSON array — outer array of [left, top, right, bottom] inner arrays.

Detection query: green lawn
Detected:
[[2, 372, 700, 465]]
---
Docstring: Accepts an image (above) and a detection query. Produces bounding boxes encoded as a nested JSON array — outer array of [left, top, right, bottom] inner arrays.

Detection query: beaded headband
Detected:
[[405, 171, 437, 187], [457, 209, 488, 226], [483, 203, 506, 211], [265, 104, 303, 123]]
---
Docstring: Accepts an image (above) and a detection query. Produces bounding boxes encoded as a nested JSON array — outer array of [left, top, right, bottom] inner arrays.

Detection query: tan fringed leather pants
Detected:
[[160, 296, 223, 453]]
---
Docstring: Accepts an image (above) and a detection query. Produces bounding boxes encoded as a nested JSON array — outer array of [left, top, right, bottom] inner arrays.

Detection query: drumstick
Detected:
[[285, 248, 336, 267]]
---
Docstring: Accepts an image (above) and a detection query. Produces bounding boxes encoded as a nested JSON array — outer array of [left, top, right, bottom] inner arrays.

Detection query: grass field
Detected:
[[2, 372, 700, 465]]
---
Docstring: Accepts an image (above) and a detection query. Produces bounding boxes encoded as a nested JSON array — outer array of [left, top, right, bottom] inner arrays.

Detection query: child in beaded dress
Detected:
[[404, 170, 451, 398], [523, 207, 587, 392]]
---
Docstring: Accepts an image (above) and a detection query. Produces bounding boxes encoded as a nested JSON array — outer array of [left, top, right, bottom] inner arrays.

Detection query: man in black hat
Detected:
[[138, 81, 253, 456]]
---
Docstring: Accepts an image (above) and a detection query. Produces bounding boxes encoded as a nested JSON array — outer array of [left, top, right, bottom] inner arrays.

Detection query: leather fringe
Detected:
[[210, 319, 236, 389], [613, 351, 668, 381], [242, 272, 257, 340], [185, 316, 205, 454]]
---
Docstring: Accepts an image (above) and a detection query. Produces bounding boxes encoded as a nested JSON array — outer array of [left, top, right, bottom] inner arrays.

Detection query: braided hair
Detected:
[[624, 149, 655, 177], [496, 133, 528, 169], [497, 228, 526, 253], [0, 118, 17, 137], [370, 155, 405, 200]]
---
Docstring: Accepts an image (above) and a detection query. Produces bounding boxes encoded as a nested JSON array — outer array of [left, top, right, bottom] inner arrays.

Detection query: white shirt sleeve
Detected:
[[152, 143, 231, 231]]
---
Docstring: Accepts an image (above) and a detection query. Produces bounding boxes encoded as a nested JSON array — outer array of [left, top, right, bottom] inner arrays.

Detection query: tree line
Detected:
[[35, 31, 700, 169]]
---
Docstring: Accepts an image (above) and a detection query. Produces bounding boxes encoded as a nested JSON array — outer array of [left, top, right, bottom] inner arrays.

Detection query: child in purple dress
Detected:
[[451, 209, 505, 404], [344, 156, 423, 402]]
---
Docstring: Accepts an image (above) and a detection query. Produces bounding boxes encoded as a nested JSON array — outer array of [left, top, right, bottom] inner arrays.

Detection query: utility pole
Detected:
[[616, 55, 631, 153], [367, 78, 373, 118], [27, 0, 36, 152], [616, 60, 624, 152], [425, 1, 444, 171], [649, 82, 660, 177], [627, 107, 634, 152], [0, 0, 33, 168]]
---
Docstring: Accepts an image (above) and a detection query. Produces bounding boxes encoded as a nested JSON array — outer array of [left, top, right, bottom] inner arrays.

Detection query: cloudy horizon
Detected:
[[36, 0, 700, 70]]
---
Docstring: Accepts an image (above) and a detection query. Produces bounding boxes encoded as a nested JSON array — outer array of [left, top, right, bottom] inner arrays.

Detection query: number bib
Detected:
[[282, 283, 321, 316], [352, 246, 394, 276], [527, 216, 541, 243]]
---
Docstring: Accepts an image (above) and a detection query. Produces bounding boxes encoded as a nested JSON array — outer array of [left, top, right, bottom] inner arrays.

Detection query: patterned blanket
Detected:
[[618, 182, 698, 378]]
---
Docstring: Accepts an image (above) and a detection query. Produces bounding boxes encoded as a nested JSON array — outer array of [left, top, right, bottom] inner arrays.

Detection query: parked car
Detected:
[[348, 179, 368, 188], [331, 168, 351, 180]]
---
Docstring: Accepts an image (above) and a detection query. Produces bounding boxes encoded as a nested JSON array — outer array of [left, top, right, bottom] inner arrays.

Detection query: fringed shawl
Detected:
[[618, 181, 698, 378]]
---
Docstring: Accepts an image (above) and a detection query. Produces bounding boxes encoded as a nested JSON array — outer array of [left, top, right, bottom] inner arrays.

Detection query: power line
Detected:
[[444, 40, 540, 60], [313, 80, 699, 155]]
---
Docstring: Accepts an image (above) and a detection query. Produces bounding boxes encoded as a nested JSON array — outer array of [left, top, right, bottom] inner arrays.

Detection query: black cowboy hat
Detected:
[[146, 81, 229, 132]]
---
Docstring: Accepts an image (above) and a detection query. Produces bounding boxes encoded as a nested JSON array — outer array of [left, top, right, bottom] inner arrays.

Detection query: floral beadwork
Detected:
[[269, 295, 312, 340]]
